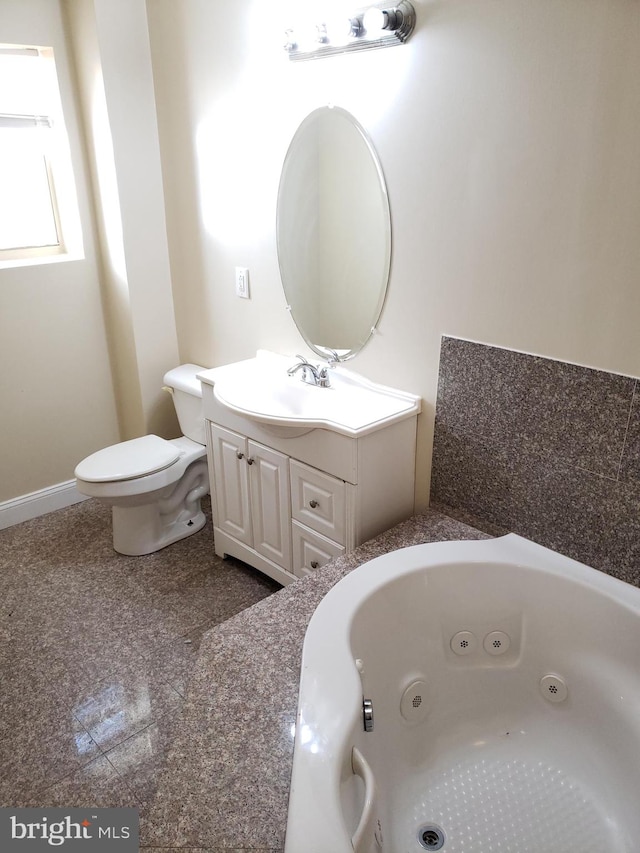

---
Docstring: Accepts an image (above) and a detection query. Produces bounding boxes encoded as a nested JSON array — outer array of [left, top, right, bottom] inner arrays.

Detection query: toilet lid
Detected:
[[75, 435, 181, 483]]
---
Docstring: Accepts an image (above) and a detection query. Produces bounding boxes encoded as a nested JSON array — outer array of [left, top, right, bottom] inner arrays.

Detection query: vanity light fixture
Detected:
[[284, 1, 416, 61]]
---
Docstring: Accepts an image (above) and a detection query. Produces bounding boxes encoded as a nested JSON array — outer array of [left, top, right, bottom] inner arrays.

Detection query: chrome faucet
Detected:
[[287, 355, 331, 388]]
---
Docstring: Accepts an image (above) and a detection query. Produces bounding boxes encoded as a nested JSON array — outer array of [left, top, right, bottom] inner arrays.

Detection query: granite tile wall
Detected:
[[430, 336, 640, 584]]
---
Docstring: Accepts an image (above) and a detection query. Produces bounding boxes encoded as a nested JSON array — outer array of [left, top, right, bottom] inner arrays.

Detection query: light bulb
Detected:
[[362, 7, 385, 35], [363, 6, 403, 35], [295, 22, 324, 51], [325, 15, 362, 43]]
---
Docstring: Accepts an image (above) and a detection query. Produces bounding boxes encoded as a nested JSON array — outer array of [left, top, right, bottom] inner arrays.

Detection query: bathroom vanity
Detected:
[[198, 351, 421, 586]]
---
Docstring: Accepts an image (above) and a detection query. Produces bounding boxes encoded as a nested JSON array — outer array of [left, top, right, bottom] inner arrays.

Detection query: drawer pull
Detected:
[[310, 560, 319, 569], [309, 499, 319, 508], [247, 457, 255, 465], [236, 451, 244, 460]]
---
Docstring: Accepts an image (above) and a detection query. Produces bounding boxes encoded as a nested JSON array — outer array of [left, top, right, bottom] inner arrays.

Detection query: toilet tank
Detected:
[[163, 364, 206, 445]]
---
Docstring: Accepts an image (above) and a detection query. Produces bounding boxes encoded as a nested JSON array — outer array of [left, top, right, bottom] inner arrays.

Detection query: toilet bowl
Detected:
[[75, 365, 210, 556]]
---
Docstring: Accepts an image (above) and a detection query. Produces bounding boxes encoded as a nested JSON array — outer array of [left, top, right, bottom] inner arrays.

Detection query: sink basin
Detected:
[[198, 351, 421, 437]]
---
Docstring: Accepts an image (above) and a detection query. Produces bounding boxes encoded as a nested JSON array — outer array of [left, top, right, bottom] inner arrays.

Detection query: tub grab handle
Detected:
[[351, 746, 377, 852]]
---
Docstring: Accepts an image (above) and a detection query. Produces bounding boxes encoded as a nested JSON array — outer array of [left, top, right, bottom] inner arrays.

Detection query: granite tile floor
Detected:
[[1, 495, 488, 852], [0, 497, 280, 815]]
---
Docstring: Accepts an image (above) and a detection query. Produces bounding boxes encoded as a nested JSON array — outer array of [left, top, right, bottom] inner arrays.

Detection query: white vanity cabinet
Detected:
[[199, 353, 421, 587]]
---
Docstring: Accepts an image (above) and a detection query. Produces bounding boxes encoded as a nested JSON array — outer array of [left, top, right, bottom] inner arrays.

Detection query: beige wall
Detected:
[[1, 0, 183, 508], [4, 0, 639, 512], [64, 0, 181, 440], [0, 0, 119, 503], [147, 0, 640, 510]]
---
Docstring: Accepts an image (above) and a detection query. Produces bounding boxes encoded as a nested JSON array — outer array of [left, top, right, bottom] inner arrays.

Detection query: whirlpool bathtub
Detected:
[[285, 534, 640, 853]]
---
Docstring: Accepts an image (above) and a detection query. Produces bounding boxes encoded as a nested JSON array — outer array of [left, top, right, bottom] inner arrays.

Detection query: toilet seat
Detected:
[[74, 435, 181, 483]]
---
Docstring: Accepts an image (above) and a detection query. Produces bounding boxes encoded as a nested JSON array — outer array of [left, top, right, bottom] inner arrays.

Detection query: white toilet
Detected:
[[75, 364, 210, 556]]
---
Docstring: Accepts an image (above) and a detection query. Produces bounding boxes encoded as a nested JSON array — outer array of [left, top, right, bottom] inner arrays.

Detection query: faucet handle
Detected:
[[317, 366, 331, 388], [287, 355, 308, 376]]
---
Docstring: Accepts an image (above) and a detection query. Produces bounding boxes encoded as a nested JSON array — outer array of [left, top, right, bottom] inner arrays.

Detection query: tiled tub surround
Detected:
[[0, 497, 487, 850], [431, 336, 640, 584], [142, 510, 488, 851]]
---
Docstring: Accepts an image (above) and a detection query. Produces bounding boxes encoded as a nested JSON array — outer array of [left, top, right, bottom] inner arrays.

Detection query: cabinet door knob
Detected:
[[236, 451, 244, 460], [309, 499, 319, 508], [247, 457, 255, 465], [310, 560, 319, 569]]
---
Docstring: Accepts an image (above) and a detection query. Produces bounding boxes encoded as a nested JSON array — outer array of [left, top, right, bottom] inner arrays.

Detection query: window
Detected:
[[0, 45, 83, 266]]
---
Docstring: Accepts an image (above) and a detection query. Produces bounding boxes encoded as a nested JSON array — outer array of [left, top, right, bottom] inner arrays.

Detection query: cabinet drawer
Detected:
[[292, 521, 345, 579], [290, 460, 346, 544]]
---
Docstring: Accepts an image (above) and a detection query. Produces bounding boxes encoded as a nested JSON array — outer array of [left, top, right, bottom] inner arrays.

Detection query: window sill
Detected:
[[0, 250, 85, 271]]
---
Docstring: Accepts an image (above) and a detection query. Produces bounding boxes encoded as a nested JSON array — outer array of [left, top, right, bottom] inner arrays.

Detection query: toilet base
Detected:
[[112, 504, 207, 555], [111, 458, 209, 555]]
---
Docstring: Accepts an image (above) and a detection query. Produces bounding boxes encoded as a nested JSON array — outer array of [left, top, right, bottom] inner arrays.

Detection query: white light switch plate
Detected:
[[235, 267, 250, 299]]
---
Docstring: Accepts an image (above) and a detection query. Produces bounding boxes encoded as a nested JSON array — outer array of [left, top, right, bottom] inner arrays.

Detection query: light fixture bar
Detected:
[[284, 1, 416, 62]]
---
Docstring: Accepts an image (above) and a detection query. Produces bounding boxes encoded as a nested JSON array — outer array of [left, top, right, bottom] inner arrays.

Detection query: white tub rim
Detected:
[[285, 533, 640, 853]]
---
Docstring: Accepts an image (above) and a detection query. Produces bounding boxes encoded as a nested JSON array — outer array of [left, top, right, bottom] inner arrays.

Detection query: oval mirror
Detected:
[[276, 106, 391, 362]]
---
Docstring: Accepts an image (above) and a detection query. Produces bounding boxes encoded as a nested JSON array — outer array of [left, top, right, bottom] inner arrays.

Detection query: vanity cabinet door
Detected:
[[248, 440, 292, 572], [211, 426, 292, 572], [210, 425, 252, 546]]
